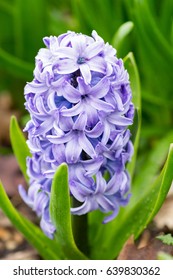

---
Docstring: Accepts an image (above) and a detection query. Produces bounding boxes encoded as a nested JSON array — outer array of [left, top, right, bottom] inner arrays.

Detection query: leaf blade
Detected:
[[112, 21, 134, 52], [49, 163, 88, 260], [124, 52, 141, 179], [10, 116, 31, 182]]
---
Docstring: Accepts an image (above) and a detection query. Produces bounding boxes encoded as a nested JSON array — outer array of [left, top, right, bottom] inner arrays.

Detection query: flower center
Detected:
[[77, 57, 86, 64]]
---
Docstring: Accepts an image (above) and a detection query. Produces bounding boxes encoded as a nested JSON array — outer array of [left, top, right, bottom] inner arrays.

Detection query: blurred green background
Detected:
[[0, 0, 173, 171]]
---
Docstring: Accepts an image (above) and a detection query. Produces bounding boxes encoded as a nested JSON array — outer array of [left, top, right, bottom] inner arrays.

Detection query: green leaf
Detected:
[[112, 21, 134, 52], [10, 116, 31, 182], [0, 181, 63, 260], [123, 52, 141, 179], [91, 143, 173, 259], [157, 234, 173, 246], [49, 163, 88, 260]]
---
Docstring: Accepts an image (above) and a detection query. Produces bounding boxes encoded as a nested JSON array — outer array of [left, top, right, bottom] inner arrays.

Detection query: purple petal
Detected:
[[108, 114, 133, 126], [57, 59, 78, 74], [71, 198, 97, 215], [78, 133, 96, 158], [33, 117, 53, 135], [102, 204, 119, 223], [18, 185, 33, 208], [89, 77, 110, 98], [71, 35, 87, 54], [56, 47, 76, 59], [73, 112, 87, 131], [101, 121, 111, 145], [85, 121, 103, 138], [61, 102, 82, 117], [88, 56, 106, 74], [52, 144, 66, 163], [85, 41, 104, 59], [80, 63, 91, 84], [65, 137, 81, 163], [95, 172, 107, 194], [62, 82, 81, 103], [97, 195, 115, 211], [82, 156, 104, 176], [106, 172, 123, 195], [47, 132, 72, 144], [89, 96, 115, 112]]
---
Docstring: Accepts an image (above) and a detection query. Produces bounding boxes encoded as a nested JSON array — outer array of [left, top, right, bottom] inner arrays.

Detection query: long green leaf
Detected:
[[50, 163, 88, 260], [0, 181, 62, 260], [124, 52, 141, 179], [112, 21, 134, 52], [10, 116, 31, 182], [91, 143, 173, 259]]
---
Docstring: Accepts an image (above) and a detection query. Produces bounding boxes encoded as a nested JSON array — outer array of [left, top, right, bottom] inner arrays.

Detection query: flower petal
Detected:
[[89, 76, 110, 98], [88, 56, 106, 73], [78, 133, 96, 158], [57, 59, 78, 74], [85, 41, 104, 59], [89, 96, 115, 112], [62, 82, 81, 103], [65, 137, 81, 163], [80, 63, 91, 84], [73, 112, 87, 131]]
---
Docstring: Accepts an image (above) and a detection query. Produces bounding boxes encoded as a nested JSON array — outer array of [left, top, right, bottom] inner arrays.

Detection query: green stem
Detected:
[[72, 198, 89, 257]]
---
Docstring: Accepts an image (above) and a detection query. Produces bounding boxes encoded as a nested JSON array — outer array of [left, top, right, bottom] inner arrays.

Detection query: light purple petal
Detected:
[[80, 63, 91, 84], [85, 121, 103, 138], [33, 117, 53, 135], [71, 35, 86, 54], [82, 156, 104, 176], [97, 195, 115, 211], [60, 102, 83, 117], [89, 77, 110, 98], [71, 198, 97, 215], [62, 82, 81, 103], [85, 41, 104, 59], [65, 137, 81, 163], [47, 132, 72, 144], [101, 121, 111, 145], [57, 59, 78, 74], [78, 133, 96, 158], [87, 56, 106, 73], [89, 96, 115, 112], [73, 112, 87, 131], [108, 114, 133, 126], [56, 47, 76, 59], [102, 204, 119, 223]]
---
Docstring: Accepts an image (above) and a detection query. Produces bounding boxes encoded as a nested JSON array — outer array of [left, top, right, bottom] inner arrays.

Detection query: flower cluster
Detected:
[[19, 31, 134, 238]]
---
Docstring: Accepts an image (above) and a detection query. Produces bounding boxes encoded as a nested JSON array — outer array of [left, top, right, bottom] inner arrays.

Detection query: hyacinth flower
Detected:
[[17, 30, 134, 239]]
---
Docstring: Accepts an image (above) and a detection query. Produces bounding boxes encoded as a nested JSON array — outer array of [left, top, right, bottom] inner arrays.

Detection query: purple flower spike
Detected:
[[19, 30, 134, 238]]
